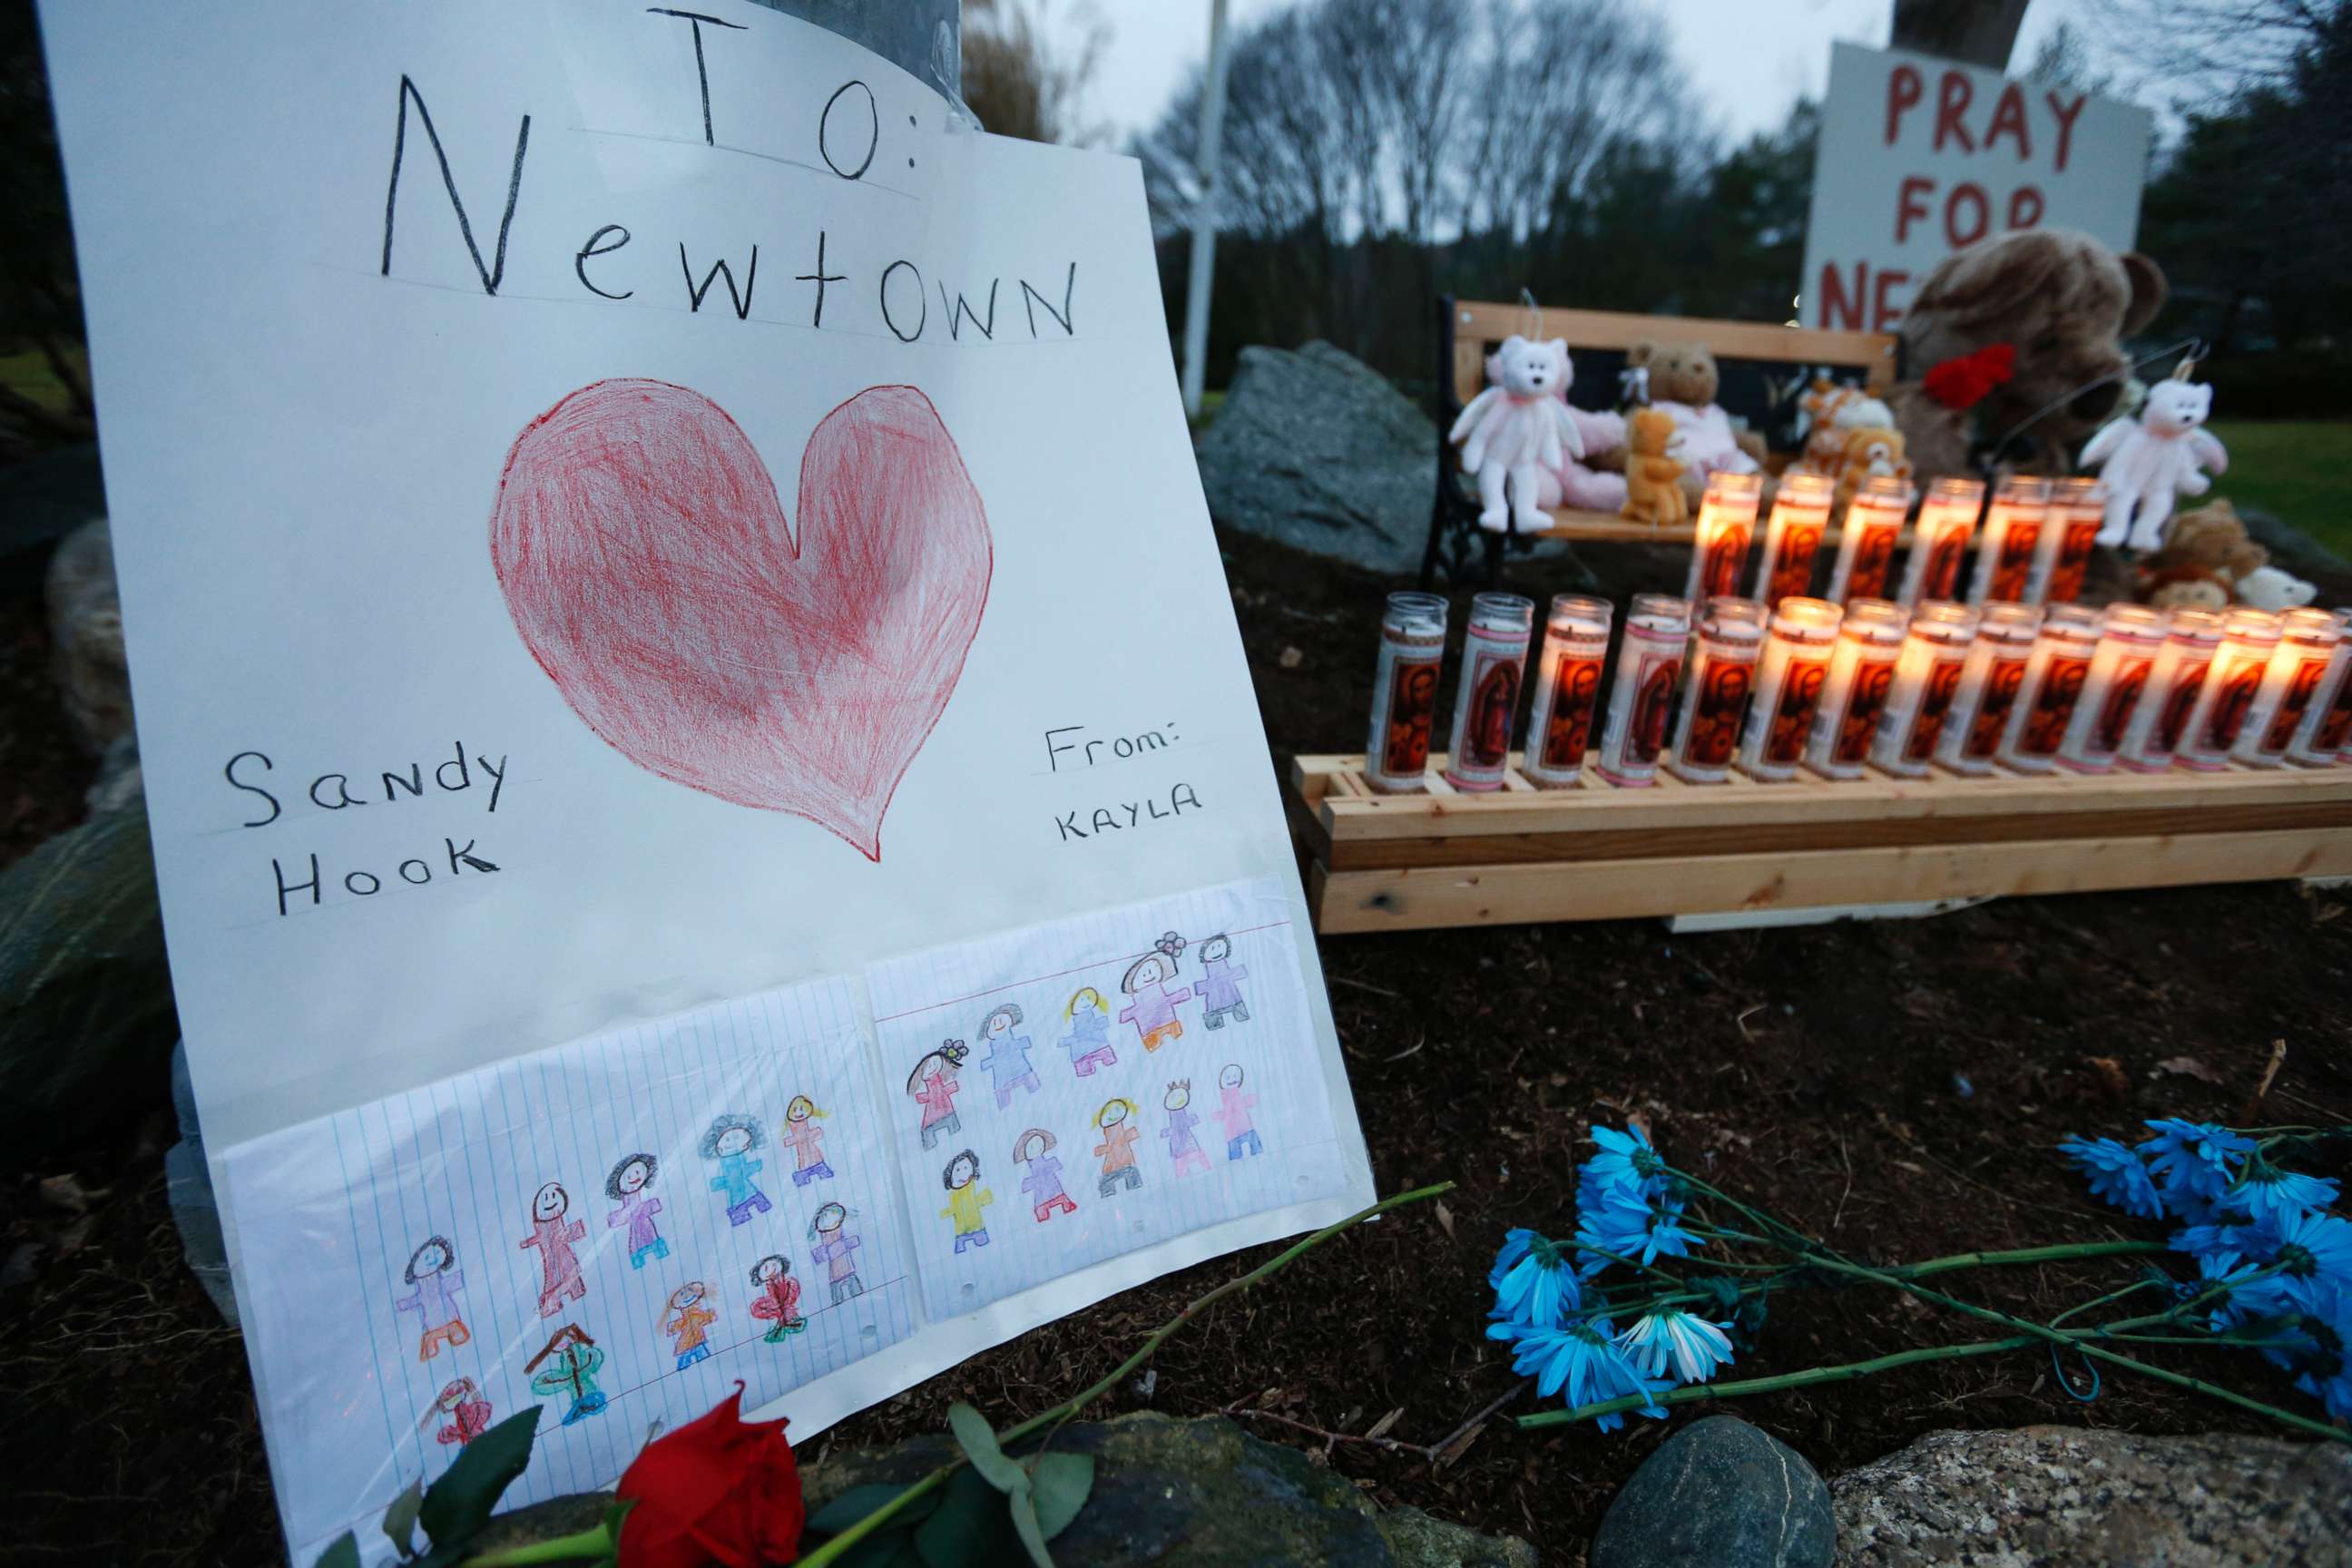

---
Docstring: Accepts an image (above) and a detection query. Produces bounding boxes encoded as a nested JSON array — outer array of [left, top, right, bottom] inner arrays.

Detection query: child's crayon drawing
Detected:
[[783, 1095, 835, 1187], [603, 1152, 671, 1269], [1195, 933, 1251, 1028], [662, 1281, 719, 1370], [1216, 1063, 1262, 1160], [1058, 987, 1119, 1077], [810, 1202, 865, 1305], [524, 1325, 609, 1426], [1093, 1098, 1142, 1197], [1117, 933, 1193, 1052], [940, 1149, 995, 1254], [748, 1255, 807, 1341], [975, 1004, 1042, 1106], [907, 1042, 969, 1152], [1160, 1081, 1210, 1177], [700, 1113, 773, 1227], [392, 1235, 469, 1362], [423, 1377, 491, 1447], [518, 1179, 588, 1318], [1013, 1128, 1078, 1222]]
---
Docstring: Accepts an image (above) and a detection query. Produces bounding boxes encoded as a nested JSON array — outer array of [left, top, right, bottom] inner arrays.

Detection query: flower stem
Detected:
[[794, 1181, 1456, 1568], [1518, 1336, 2039, 1427], [460, 1524, 615, 1566]]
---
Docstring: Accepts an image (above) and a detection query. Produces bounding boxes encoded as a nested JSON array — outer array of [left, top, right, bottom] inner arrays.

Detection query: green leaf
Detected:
[[946, 1403, 1027, 1496], [312, 1532, 362, 1568], [807, 1482, 940, 1536], [916, 1467, 1014, 1568], [1027, 1452, 1094, 1542], [1006, 1485, 1054, 1568], [381, 1475, 425, 1559], [416, 1405, 542, 1549]]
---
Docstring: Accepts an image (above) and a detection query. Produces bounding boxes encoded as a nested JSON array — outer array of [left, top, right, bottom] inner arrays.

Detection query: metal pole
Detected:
[[1180, 0, 1231, 419]]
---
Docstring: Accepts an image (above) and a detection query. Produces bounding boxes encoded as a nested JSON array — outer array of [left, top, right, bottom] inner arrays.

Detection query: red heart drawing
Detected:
[[490, 378, 991, 860]]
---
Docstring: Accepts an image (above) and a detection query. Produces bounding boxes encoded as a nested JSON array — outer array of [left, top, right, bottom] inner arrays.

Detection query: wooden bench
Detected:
[[1420, 299, 1898, 583]]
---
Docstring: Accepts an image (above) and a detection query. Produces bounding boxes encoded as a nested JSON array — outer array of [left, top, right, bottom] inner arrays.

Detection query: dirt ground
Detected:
[[3, 527, 2348, 1565]]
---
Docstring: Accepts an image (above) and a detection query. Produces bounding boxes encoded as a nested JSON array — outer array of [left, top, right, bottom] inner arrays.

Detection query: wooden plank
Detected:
[[1454, 302, 1897, 389], [1314, 829, 2352, 934]]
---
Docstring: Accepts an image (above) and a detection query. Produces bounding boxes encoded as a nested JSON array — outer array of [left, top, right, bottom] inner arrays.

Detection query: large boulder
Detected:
[[1592, 1416, 1836, 1568], [1196, 341, 1440, 575], [1830, 1426, 2352, 1566], [45, 515, 132, 756]]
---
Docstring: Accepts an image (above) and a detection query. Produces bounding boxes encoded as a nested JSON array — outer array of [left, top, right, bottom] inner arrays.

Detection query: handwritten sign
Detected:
[[40, 3, 1370, 1559], [1799, 42, 2151, 331]]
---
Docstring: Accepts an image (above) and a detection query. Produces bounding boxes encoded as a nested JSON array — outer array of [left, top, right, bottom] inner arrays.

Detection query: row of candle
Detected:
[[1686, 471, 2108, 612], [1366, 589, 2352, 793]]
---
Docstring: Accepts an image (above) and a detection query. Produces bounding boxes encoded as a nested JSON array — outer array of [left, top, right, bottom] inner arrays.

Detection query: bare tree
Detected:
[[962, 0, 1110, 144], [2090, 0, 2346, 104]]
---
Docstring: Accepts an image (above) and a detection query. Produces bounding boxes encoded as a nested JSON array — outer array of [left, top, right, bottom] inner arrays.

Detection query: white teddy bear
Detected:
[[2081, 377, 2229, 552], [2232, 564, 2318, 612], [1449, 335, 1584, 534]]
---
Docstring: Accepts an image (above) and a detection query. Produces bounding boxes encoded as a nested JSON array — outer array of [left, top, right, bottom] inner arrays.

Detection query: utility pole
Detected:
[[1179, 0, 1232, 419]]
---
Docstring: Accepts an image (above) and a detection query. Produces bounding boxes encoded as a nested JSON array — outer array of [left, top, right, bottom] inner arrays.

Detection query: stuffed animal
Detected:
[[1628, 340, 1766, 503], [2234, 565, 2318, 612], [1798, 379, 1882, 472], [1620, 407, 1690, 528], [1824, 423, 1913, 512], [2080, 374, 2228, 551], [2132, 499, 2269, 606], [2146, 573, 2230, 613], [1527, 403, 1631, 512], [1449, 336, 1584, 534], [1885, 230, 2166, 482]]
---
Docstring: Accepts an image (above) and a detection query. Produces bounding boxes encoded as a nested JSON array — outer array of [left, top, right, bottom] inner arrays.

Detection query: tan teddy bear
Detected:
[[1620, 407, 1690, 529], [2132, 498, 2269, 607], [1628, 340, 1769, 504]]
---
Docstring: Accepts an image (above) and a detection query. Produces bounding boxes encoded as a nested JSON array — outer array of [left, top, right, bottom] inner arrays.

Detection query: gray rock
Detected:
[[1195, 340, 1441, 575], [44, 515, 132, 756], [1592, 1416, 1835, 1568], [1831, 1426, 2352, 1567], [0, 798, 177, 1152], [801, 1410, 1536, 1567]]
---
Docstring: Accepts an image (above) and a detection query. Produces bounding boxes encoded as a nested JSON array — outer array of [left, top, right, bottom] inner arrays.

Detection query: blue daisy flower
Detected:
[[2138, 1120, 2253, 1204], [2171, 1219, 2259, 1260], [2059, 1135, 2165, 1220], [1575, 1187, 1700, 1277], [2284, 1276, 2352, 1418], [1489, 1228, 1537, 1288], [1617, 1311, 1735, 1385], [1579, 1124, 1671, 1208], [1488, 1231, 1581, 1331], [2229, 1160, 2342, 1226], [1496, 1315, 1671, 1431], [2260, 1207, 2352, 1286]]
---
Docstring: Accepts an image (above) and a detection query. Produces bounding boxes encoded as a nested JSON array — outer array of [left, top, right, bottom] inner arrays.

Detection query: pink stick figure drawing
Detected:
[[1118, 933, 1194, 1053], [1160, 1080, 1212, 1178], [1216, 1063, 1262, 1159], [424, 1377, 492, 1447], [907, 1042, 969, 1152], [518, 1180, 587, 1318], [783, 1095, 834, 1187]]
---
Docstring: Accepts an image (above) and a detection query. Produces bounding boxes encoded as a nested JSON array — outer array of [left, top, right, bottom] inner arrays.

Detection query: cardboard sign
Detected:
[[39, 3, 1371, 1558], [1799, 42, 2152, 331]]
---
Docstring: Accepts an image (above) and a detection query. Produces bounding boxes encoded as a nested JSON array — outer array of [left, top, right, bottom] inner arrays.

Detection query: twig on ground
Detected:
[[2239, 1039, 2288, 1126]]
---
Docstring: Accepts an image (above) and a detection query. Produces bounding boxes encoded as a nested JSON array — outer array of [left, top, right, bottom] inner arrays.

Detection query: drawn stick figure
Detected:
[[700, 1113, 772, 1226], [906, 1042, 969, 1152], [662, 1281, 718, 1371], [748, 1254, 806, 1341], [1058, 987, 1118, 1077], [809, 1203, 865, 1305], [1195, 934, 1251, 1029], [940, 1149, 995, 1254], [783, 1095, 834, 1187], [603, 1152, 670, 1269], [1117, 934, 1194, 1053], [1014, 1128, 1077, 1222], [422, 1377, 491, 1447], [1093, 1098, 1142, 1198], [1216, 1063, 1262, 1160], [1160, 1080, 1211, 1177], [976, 1004, 1042, 1107], [392, 1235, 469, 1362], [518, 1180, 587, 1318], [525, 1325, 608, 1426]]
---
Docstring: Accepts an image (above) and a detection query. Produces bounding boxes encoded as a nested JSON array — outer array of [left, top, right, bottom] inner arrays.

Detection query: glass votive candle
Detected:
[[2055, 603, 2167, 773], [2034, 477, 2106, 604], [1686, 472, 1764, 604], [1737, 597, 1842, 781], [1997, 603, 2102, 771], [1594, 594, 1691, 787], [1826, 476, 1913, 604], [2176, 608, 2284, 769], [1936, 602, 2046, 775], [2234, 607, 2346, 768], [2287, 609, 2352, 766], [2115, 608, 2228, 773], [1363, 591, 1448, 793], [1897, 477, 1984, 607], [1804, 599, 1909, 779], [1669, 596, 1769, 783], [1441, 593, 1535, 791], [1871, 602, 1981, 777], [1755, 472, 1835, 606], [1968, 475, 2052, 606], [1521, 594, 1616, 789]]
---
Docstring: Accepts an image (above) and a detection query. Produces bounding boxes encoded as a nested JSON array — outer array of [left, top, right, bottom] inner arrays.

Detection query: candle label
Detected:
[[1459, 649, 1521, 770], [1847, 524, 1898, 602], [1628, 655, 1682, 765], [2017, 653, 2092, 757], [1684, 656, 1754, 768], [1907, 654, 1968, 760], [2156, 657, 2214, 752], [2093, 657, 2154, 755], [2046, 520, 2100, 603], [1767, 656, 1830, 763], [1833, 657, 1897, 763], [1987, 522, 2040, 602], [1700, 525, 1751, 602], [1965, 653, 2031, 758], [1537, 653, 1604, 769], [1379, 658, 1440, 776], [2200, 652, 2268, 753], [1767, 525, 1822, 603], [2317, 662, 2352, 753], [2261, 654, 2333, 752], [1920, 529, 1968, 601]]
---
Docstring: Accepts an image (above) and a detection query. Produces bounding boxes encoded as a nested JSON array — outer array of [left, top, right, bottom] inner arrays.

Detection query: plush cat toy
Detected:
[[1450, 336, 1584, 534], [2081, 372, 2228, 552]]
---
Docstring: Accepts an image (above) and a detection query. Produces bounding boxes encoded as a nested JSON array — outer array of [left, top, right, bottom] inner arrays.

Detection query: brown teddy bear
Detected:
[[1629, 340, 1769, 503], [1886, 229, 2166, 483], [2132, 498, 2269, 606], [1620, 407, 1690, 528]]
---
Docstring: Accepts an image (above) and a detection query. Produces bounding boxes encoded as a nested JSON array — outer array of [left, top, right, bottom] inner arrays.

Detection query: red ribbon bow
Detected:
[[1922, 343, 2016, 410]]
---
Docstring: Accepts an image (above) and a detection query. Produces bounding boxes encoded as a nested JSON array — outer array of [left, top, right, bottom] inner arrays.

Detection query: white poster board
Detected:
[[1798, 41, 2152, 331], [37, 4, 1373, 1559]]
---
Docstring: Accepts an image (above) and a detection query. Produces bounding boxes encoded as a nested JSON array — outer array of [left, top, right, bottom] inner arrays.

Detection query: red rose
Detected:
[[1922, 342, 2017, 410], [617, 1384, 804, 1568]]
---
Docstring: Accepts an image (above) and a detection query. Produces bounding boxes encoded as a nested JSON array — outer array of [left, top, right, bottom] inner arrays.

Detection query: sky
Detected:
[[1069, 0, 2118, 149]]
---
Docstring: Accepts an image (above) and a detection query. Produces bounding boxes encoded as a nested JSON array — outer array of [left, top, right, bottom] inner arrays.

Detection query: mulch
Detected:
[[1, 526, 2347, 1564]]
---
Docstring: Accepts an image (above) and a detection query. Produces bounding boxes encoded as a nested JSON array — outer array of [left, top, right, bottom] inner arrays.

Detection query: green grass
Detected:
[[2204, 421, 2352, 561]]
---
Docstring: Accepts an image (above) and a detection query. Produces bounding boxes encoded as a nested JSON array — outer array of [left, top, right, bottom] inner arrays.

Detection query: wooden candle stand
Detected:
[[1289, 751, 2352, 933]]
